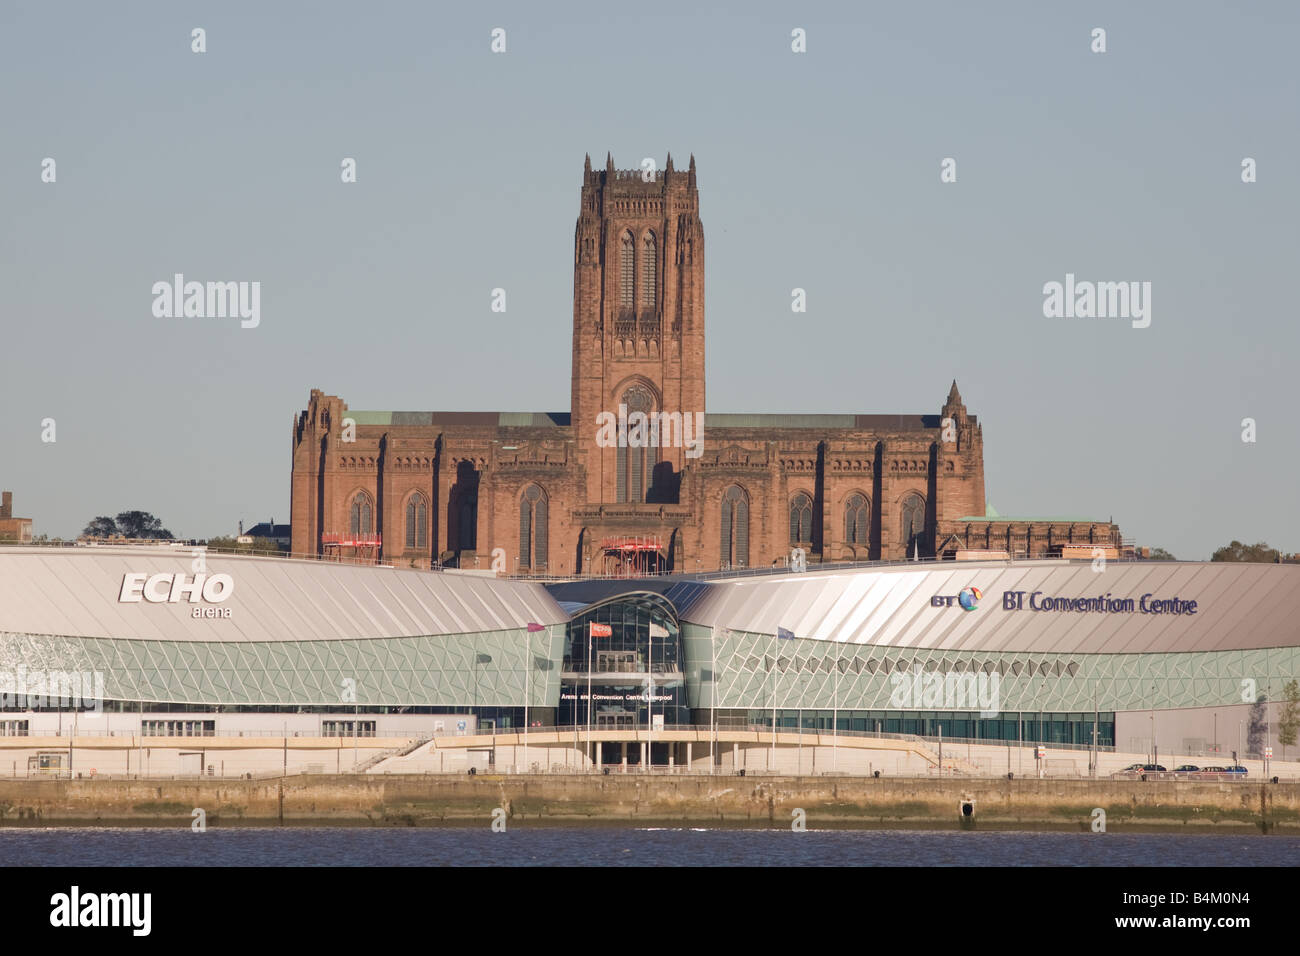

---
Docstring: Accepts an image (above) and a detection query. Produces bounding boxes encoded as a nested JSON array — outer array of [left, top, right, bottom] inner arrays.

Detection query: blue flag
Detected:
[[777, 626, 795, 641]]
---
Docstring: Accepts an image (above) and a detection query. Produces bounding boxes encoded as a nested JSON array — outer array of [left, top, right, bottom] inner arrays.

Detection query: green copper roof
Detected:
[[957, 515, 1104, 523], [345, 411, 570, 427]]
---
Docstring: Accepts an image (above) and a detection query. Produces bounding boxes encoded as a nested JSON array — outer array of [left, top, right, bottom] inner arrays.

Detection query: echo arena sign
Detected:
[[118, 572, 235, 618]]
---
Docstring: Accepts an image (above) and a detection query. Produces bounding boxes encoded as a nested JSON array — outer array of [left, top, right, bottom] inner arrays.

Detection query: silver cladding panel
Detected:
[[0, 548, 568, 641], [672, 561, 1300, 653]]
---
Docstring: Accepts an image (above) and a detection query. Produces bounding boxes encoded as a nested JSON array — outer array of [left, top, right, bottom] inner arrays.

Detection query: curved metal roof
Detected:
[[0, 547, 569, 642], [560, 589, 681, 624], [674, 560, 1300, 654]]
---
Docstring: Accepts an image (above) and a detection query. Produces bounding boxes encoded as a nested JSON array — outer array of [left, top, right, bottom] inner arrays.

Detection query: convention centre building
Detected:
[[0, 545, 1297, 770]]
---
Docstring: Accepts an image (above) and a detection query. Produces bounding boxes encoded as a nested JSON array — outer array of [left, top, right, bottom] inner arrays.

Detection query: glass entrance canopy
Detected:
[[558, 592, 689, 729]]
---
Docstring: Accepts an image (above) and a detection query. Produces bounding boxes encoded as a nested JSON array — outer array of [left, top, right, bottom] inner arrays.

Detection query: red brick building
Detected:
[[0, 491, 33, 543], [291, 155, 1122, 573]]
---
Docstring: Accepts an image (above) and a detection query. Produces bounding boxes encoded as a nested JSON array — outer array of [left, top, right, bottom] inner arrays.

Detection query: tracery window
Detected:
[[405, 494, 427, 549], [845, 494, 869, 545], [721, 486, 749, 569], [790, 493, 813, 544], [901, 493, 926, 557], [641, 234, 657, 307], [349, 493, 372, 536], [519, 485, 548, 571], [620, 231, 635, 308], [616, 385, 656, 503]]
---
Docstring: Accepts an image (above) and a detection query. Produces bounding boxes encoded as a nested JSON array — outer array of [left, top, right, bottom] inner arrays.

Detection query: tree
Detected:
[[1211, 540, 1280, 563], [82, 516, 118, 538], [1247, 694, 1268, 758], [114, 511, 173, 540], [1147, 547, 1176, 560], [1279, 680, 1300, 761]]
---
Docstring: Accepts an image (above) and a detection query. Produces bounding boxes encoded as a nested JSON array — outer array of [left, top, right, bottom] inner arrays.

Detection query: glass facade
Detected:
[[724, 709, 1115, 747], [559, 593, 689, 734]]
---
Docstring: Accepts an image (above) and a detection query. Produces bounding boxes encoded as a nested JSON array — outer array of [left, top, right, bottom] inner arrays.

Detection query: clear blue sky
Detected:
[[2, 1, 1296, 559]]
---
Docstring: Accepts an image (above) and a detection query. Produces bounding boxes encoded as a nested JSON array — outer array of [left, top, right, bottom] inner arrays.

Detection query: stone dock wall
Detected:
[[1, 774, 1297, 831]]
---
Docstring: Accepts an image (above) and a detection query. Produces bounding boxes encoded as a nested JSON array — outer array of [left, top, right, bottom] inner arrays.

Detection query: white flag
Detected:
[[649, 622, 669, 638]]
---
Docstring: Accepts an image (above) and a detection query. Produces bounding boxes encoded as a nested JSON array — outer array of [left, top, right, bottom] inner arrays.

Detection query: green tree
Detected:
[[1211, 540, 1281, 563], [1279, 679, 1300, 760], [114, 511, 173, 539], [1147, 547, 1176, 560], [82, 516, 118, 537]]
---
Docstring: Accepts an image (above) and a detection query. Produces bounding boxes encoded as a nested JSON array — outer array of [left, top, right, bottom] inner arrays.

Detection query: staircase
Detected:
[[353, 735, 430, 773]]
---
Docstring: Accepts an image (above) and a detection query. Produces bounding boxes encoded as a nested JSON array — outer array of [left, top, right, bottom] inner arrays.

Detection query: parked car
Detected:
[[1173, 764, 1200, 777], [1113, 763, 1168, 779], [1195, 765, 1248, 780]]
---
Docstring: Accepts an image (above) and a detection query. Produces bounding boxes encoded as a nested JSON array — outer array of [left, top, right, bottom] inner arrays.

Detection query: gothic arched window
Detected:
[[616, 384, 655, 504], [620, 231, 635, 308], [349, 492, 372, 536], [641, 233, 657, 308], [845, 494, 869, 545], [901, 493, 925, 557], [789, 492, 813, 544], [721, 486, 749, 569], [405, 493, 427, 550], [519, 485, 548, 571]]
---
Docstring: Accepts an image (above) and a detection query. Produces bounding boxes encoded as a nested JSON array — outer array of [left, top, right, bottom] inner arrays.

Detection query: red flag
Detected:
[[589, 623, 612, 638], [526, 622, 545, 632]]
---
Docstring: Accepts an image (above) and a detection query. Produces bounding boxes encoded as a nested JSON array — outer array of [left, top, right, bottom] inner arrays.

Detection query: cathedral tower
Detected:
[[571, 153, 706, 505]]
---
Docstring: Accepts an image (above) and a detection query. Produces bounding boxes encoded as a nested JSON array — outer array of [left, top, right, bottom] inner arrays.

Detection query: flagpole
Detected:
[[647, 622, 652, 773], [587, 623, 592, 772], [522, 629, 527, 780], [833, 643, 839, 774], [711, 627, 717, 775], [771, 630, 777, 772]]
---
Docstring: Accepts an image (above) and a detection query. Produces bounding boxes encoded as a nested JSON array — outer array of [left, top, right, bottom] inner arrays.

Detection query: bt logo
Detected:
[[930, 586, 982, 611]]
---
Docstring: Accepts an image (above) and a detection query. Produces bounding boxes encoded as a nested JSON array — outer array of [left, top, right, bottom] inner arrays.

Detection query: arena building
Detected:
[[290, 154, 1123, 575], [0, 545, 1297, 777]]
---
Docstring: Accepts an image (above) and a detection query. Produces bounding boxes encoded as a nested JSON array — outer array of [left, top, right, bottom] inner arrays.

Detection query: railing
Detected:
[[1, 540, 1219, 579], [505, 553, 1177, 584], [0, 539, 384, 568]]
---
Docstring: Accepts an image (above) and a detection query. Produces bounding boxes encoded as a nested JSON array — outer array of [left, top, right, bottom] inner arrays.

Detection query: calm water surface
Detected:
[[0, 827, 1296, 866]]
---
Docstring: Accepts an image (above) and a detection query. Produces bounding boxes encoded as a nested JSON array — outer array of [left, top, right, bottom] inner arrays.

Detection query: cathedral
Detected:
[[291, 155, 1121, 574]]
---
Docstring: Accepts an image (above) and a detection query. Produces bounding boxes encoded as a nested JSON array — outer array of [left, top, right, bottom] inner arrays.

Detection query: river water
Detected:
[[1, 827, 1296, 866]]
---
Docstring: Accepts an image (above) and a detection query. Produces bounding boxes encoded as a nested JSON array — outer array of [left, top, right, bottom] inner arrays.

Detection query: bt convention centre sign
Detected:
[[932, 586, 1198, 615]]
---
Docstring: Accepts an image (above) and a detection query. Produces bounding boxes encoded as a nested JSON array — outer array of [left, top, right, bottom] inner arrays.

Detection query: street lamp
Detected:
[[475, 653, 493, 768], [525, 623, 546, 774], [1150, 684, 1157, 765]]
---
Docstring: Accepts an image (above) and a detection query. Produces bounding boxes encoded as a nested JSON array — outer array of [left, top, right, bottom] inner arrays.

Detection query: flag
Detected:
[[526, 622, 545, 632], [590, 622, 612, 638], [648, 622, 669, 638], [777, 626, 795, 641]]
